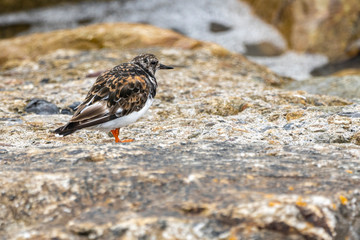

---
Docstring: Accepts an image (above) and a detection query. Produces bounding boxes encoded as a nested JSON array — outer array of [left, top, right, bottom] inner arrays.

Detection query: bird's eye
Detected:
[[151, 61, 157, 65]]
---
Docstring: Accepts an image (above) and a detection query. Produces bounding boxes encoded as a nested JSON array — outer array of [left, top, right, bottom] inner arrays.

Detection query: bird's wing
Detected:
[[68, 64, 150, 128]]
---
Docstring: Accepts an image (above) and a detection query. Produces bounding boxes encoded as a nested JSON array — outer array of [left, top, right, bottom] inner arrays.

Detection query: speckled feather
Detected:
[[75, 64, 153, 118], [54, 54, 172, 136]]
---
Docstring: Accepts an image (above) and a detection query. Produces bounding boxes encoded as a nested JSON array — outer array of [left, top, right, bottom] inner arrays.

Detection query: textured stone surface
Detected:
[[0, 22, 229, 67], [285, 75, 360, 100], [243, 0, 360, 62], [0, 26, 360, 239]]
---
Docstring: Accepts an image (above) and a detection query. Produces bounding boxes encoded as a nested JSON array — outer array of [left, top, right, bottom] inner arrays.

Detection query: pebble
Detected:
[[338, 112, 360, 118], [283, 123, 294, 130], [209, 22, 232, 33], [68, 102, 81, 111], [25, 98, 59, 115], [60, 108, 72, 115], [40, 78, 50, 84]]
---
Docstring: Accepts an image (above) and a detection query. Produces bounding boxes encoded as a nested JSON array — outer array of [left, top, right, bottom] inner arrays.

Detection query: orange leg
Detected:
[[110, 128, 134, 143], [110, 128, 120, 143]]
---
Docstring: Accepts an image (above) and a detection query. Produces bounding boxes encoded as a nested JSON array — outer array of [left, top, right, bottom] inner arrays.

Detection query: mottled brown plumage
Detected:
[[54, 54, 173, 142]]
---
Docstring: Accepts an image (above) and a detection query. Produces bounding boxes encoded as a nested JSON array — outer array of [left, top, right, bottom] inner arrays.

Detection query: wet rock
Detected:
[[25, 98, 59, 115]]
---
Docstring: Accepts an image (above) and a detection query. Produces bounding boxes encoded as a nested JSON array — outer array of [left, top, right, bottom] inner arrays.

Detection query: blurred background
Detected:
[[0, 0, 359, 81]]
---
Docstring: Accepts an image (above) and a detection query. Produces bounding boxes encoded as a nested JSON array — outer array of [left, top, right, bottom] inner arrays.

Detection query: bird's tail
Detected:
[[53, 123, 77, 136]]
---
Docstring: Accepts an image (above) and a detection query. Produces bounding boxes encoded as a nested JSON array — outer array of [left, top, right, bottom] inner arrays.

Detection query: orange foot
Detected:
[[110, 128, 134, 143], [110, 128, 120, 143]]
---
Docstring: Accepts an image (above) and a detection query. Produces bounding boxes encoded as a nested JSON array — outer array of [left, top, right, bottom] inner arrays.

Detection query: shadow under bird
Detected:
[[54, 53, 173, 143]]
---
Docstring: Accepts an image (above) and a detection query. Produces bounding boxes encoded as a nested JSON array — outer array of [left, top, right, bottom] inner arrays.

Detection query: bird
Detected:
[[54, 53, 173, 143]]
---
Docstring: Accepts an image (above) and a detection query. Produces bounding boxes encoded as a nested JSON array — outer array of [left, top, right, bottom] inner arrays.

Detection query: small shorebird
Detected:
[[54, 53, 173, 142]]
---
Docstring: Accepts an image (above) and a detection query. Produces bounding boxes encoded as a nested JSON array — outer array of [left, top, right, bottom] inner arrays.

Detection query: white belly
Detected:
[[93, 98, 154, 131]]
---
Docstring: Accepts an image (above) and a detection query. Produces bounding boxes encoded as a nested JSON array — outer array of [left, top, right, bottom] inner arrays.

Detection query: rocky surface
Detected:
[[0, 23, 228, 68], [243, 0, 360, 62], [1, 24, 360, 239], [285, 75, 360, 100]]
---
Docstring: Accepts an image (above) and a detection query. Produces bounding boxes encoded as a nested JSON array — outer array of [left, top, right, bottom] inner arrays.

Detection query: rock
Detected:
[[83, 151, 106, 162], [338, 112, 360, 118], [311, 55, 360, 76], [0, 117, 23, 126], [25, 98, 59, 115], [0, 22, 31, 39], [60, 108, 72, 115], [243, 0, 360, 62], [332, 68, 360, 77], [68, 101, 81, 111], [284, 75, 360, 99], [245, 41, 284, 57], [0, 23, 230, 67], [209, 22, 232, 33], [1, 25, 360, 239], [198, 97, 249, 116], [40, 77, 50, 84], [347, 38, 360, 58], [286, 110, 304, 122], [352, 131, 360, 145]]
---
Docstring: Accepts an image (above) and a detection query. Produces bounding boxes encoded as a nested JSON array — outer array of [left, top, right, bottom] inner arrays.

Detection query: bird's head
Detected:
[[131, 53, 173, 76]]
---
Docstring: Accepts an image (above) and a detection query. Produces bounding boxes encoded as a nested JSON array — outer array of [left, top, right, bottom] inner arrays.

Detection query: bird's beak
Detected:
[[159, 64, 174, 70]]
